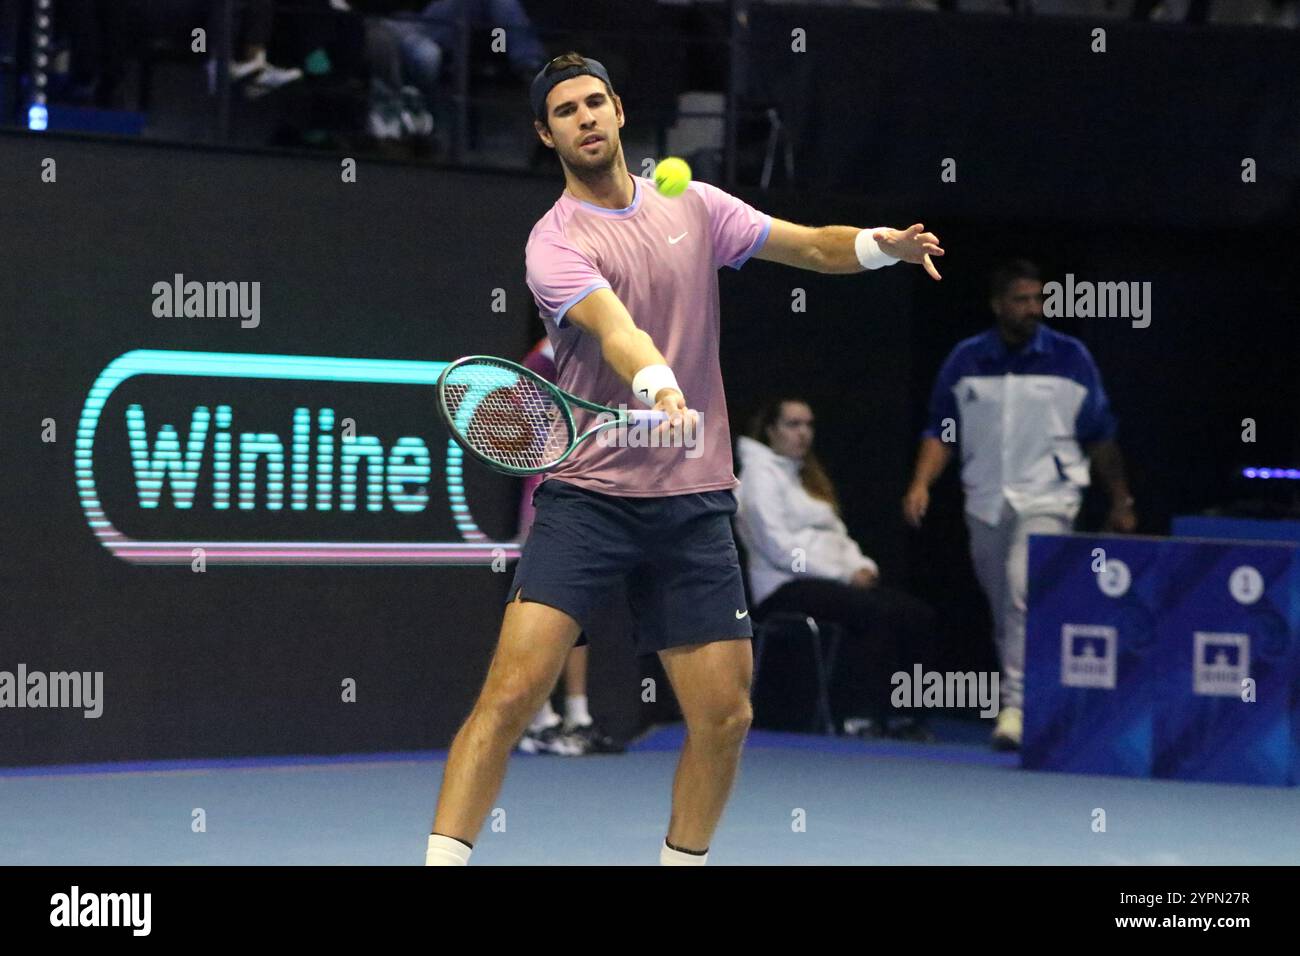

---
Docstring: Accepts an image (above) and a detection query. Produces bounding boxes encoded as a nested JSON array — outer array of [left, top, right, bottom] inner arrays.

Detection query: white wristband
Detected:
[[632, 364, 680, 406], [855, 227, 900, 270]]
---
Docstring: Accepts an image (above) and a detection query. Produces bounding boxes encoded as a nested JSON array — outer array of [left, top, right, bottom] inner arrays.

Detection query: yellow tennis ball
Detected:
[[653, 157, 692, 198]]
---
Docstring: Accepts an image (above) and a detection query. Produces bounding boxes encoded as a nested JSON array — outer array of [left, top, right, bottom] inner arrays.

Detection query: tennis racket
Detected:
[[436, 355, 670, 476]]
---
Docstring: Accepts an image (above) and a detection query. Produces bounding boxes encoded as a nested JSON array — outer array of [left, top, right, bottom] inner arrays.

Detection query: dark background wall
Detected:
[[2, 7, 1297, 765], [743, 5, 1300, 228], [0, 133, 559, 766]]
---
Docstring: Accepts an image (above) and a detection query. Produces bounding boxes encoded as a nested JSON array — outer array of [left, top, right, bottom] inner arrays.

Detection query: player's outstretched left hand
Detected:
[[873, 223, 945, 280]]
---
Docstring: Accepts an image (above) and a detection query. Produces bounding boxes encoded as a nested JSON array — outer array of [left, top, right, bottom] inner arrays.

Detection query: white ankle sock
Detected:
[[565, 694, 591, 728], [660, 840, 708, 866], [529, 701, 560, 733], [426, 833, 472, 866]]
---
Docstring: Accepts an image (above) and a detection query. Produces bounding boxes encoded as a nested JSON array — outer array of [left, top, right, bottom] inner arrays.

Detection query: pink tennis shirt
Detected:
[[524, 173, 772, 497]]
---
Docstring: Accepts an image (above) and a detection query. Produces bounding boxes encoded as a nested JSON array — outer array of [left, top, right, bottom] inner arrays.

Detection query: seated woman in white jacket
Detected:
[[735, 397, 937, 741]]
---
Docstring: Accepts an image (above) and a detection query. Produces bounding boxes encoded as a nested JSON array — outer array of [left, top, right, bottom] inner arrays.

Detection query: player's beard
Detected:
[[562, 135, 620, 183]]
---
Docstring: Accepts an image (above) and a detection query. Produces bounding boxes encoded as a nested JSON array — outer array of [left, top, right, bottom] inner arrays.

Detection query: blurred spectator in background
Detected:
[[329, 0, 435, 141], [376, 0, 547, 107], [333, 0, 545, 142], [736, 398, 938, 742], [205, 0, 303, 98], [515, 337, 625, 757]]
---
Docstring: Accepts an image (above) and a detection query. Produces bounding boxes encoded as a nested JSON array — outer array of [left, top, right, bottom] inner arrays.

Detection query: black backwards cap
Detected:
[[530, 56, 614, 124]]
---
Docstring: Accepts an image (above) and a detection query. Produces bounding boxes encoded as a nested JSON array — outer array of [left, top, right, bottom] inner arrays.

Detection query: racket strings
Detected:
[[443, 364, 571, 470]]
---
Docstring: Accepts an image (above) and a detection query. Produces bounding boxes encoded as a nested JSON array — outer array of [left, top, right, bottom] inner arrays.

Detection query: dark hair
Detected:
[[747, 397, 841, 515], [535, 52, 616, 127], [989, 259, 1041, 298]]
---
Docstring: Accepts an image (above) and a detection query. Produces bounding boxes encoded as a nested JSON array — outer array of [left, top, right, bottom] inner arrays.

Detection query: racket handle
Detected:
[[628, 410, 669, 424]]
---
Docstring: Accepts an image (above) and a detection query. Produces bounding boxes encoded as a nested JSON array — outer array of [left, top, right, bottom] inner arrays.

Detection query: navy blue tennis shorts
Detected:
[[507, 478, 754, 655]]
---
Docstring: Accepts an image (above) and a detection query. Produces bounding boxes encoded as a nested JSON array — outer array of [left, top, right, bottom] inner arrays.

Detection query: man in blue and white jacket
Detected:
[[903, 259, 1136, 751]]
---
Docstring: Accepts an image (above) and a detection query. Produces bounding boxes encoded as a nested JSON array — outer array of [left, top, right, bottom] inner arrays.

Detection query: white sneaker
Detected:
[[245, 63, 304, 100], [230, 51, 268, 82], [517, 723, 583, 756], [398, 86, 435, 138], [205, 55, 263, 95], [367, 79, 404, 140], [991, 706, 1022, 751], [368, 107, 402, 141]]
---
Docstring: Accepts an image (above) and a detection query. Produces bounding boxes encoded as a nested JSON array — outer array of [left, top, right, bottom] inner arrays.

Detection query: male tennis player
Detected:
[[426, 52, 943, 866]]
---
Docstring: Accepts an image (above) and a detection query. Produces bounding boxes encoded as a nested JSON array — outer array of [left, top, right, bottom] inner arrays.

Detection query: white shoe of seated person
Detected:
[[245, 63, 304, 100], [230, 50, 268, 81]]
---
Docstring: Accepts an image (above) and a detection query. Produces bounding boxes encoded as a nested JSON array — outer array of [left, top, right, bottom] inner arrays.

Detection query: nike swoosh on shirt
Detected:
[[668, 232, 688, 244], [735, 609, 749, 619]]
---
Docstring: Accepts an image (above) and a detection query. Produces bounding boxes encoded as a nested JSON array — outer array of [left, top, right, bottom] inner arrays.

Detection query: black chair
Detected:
[[734, 529, 842, 736]]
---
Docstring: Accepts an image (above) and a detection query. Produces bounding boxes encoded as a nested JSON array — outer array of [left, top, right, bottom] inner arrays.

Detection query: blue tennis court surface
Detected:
[[3, 723, 1297, 865]]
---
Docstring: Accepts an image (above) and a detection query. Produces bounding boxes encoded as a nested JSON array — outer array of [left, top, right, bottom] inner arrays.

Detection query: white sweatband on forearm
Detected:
[[855, 228, 901, 270], [632, 364, 680, 406]]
